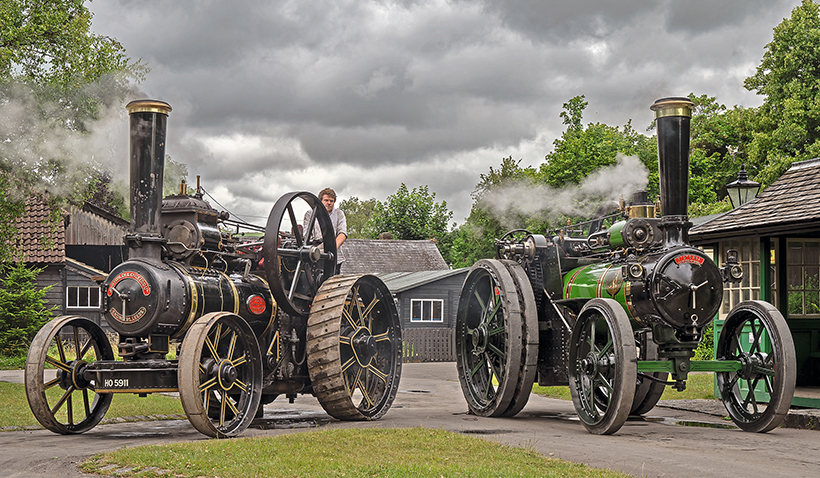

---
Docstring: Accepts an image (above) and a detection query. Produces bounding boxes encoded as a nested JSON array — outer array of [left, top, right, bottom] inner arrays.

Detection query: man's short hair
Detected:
[[318, 188, 336, 201]]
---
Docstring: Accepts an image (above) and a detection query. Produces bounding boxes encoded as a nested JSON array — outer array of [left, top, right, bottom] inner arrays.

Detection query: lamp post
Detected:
[[726, 164, 760, 209]]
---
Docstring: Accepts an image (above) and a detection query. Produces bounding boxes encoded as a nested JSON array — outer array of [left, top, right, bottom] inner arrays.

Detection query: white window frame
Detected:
[[410, 299, 444, 323], [66, 286, 101, 309]]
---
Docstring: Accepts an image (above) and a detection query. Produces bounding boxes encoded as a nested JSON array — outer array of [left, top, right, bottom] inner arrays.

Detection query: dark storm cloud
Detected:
[[89, 0, 803, 225]]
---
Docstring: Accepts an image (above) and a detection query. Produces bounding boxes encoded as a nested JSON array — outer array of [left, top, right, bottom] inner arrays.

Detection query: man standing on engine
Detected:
[[304, 187, 347, 250]]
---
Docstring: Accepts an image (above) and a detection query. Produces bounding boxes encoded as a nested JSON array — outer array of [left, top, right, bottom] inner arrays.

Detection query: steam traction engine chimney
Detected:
[[125, 100, 172, 261], [650, 97, 694, 245]]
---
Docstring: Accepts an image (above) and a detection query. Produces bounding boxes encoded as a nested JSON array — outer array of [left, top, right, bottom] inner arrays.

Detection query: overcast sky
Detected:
[[89, 0, 801, 227]]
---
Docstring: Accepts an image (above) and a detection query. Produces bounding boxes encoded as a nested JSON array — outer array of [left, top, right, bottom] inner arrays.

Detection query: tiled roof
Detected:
[[378, 269, 468, 293], [690, 159, 820, 241], [338, 239, 449, 275], [13, 194, 65, 264]]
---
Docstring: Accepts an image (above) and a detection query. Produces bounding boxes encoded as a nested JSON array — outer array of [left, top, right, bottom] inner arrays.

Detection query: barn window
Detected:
[[66, 286, 101, 309], [410, 299, 443, 322]]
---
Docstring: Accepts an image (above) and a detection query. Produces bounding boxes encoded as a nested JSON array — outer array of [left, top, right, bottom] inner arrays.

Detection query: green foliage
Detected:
[[449, 157, 530, 268], [339, 196, 378, 239], [163, 155, 190, 200], [365, 184, 454, 258], [0, 262, 55, 356], [0, 0, 145, 260], [687, 93, 760, 215], [744, 0, 820, 186], [694, 322, 715, 361], [538, 95, 658, 195]]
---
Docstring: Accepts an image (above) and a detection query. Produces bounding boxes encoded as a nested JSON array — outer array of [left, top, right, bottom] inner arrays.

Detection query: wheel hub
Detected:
[[217, 359, 237, 390], [737, 351, 766, 380], [351, 327, 377, 366], [471, 324, 488, 354]]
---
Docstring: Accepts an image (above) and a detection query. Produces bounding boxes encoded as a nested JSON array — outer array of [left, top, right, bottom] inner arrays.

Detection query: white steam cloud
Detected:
[[0, 80, 134, 203], [480, 154, 649, 230]]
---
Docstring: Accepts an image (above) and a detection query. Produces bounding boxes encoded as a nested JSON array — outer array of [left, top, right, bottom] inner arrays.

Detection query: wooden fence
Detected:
[[401, 327, 455, 362]]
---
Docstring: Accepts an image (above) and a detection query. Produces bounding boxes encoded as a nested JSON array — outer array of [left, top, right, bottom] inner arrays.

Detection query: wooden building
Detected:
[[338, 238, 466, 361], [8, 195, 127, 328], [690, 158, 820, 404]]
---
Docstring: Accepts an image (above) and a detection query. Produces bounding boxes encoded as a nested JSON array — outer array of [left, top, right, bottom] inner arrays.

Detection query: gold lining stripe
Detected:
[[255, 275, 278, 336], [596, 264, 613, 297], [170, 263, 198, 339], [217, 270, 240, 314]]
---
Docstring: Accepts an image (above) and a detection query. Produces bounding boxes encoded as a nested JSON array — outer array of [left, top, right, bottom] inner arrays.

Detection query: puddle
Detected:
[[458, 429, 515, 435], [644, 417, 736, 429], [251, 409, 332, 430]]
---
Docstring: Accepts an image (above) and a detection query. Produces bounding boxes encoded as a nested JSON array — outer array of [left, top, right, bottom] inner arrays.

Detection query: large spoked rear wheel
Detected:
[[716, 300, 796, 433], [498, 260, 538, 417], [264, 191, 337, 317], [455, 259, 526, 417], [178, 312, 263, 438], [569, 299, 636, 435], [307, 275, 402, 420], [25, 315, 115, 434]]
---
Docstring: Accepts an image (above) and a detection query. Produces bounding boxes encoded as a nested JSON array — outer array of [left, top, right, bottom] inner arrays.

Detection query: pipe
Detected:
[[650, 97, 694, 245], [125, 99, 172, 261]]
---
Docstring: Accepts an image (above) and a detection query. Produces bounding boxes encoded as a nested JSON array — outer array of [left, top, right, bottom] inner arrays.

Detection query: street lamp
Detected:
[[726, 164, 760, 209]]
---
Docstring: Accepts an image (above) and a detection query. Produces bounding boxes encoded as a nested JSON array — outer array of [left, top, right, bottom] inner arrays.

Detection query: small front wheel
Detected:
[[25, 315, 114, 434], [716, 300, 795, 432], [568, 299, 636, 435]]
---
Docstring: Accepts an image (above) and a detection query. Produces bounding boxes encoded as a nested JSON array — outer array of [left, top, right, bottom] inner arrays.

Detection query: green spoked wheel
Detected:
[[178, 312, 263, 438], [25, 315, 115, 434], [569, 298, 636, 435], [716, 300, 796, 432], [455, 259, 525, 417], [307, 274, 402, 420]]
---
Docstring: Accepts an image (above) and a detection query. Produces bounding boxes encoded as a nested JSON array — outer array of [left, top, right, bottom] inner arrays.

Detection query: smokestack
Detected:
[[125, 99, 172, 261], [650, 97, 694, 244]]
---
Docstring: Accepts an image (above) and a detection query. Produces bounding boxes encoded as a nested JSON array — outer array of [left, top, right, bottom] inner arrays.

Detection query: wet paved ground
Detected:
[[2, 363, 820, 478]]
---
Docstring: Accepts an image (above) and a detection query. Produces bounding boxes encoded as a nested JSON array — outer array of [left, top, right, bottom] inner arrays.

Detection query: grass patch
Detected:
[[0, 353, 26, 370], [0, 381, 184, 429], [532, 372, 716, 402], [81, 427, 630, 478]]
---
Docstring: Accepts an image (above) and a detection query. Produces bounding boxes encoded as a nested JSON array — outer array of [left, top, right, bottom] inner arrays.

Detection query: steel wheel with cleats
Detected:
[[569, 298, 636, 435], [716, 300, 796, 432], [307, 274, 401, 420], [25, 315, 115, 434], [264, 191, 337, 317], [455, 259, 524, 417], [178, 312, 262, 438]]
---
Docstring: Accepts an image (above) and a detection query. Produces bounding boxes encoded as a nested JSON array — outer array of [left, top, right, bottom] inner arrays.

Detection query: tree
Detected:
[[0, 262, 55, 356], [449, 157, 532, 268], [0, 0, 145, 260], [539, 95, 658, 192], [365, 184, 454, 255], [339, 196, 378, 239], [686, 93, 759, 217], [744, 0, 820, 185]]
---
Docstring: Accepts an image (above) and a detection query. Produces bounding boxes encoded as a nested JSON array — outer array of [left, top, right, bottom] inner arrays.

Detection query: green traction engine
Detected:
[[24, 100, 402, 438], [455, 97, 797, 435]]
